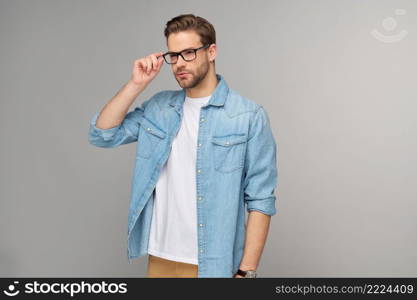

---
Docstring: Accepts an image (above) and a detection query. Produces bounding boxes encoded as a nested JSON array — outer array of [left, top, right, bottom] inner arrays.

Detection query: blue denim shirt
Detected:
[[88, 74, 278, 277]]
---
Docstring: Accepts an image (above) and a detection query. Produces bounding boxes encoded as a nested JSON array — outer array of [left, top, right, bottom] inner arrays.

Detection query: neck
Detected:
[[185, 68, 218, 98]]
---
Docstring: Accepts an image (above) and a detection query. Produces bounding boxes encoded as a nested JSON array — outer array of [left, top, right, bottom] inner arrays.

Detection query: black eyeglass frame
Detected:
[[160, 44, 211, 64]]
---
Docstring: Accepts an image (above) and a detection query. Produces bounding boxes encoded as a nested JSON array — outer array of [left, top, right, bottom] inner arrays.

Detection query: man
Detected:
[[88, 14, 278, 278]]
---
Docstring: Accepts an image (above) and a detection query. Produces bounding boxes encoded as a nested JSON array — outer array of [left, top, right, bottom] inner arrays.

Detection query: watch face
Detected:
[[245, 270, 257, 278]]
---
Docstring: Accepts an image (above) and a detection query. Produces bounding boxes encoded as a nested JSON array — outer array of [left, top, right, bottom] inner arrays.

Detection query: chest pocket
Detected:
[[211, 133, 247, 173], [137, 116, 166, 159]]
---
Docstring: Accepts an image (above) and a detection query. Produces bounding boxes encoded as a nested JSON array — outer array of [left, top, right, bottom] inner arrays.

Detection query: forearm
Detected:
[[239, 210, 271, 270], [95, 80, 145, 129]]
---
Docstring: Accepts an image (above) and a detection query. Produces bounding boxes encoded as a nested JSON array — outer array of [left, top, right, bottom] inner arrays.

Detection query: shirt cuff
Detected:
[[89, 112, 122, 141], [245, 196, 277, 216]]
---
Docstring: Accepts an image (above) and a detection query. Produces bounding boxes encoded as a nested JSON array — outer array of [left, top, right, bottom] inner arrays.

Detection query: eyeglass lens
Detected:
[[168, 49, 196, 64]]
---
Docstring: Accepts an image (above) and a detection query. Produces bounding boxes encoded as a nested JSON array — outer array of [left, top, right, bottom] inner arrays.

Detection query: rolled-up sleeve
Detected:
[[243, 106, 278, 216], [88, 99, 150, 148]]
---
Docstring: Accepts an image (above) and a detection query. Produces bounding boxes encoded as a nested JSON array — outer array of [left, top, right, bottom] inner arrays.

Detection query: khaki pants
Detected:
[[146, 254, 198, 278]]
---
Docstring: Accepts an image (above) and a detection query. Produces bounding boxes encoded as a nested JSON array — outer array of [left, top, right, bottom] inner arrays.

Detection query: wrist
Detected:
[[126, 80, 146, 93], [235, 268, 257, 278], [239, 264, 257, 271]]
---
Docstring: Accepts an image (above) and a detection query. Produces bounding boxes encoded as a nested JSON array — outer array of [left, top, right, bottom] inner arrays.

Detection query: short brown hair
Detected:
[[164, 14, 216, 46]]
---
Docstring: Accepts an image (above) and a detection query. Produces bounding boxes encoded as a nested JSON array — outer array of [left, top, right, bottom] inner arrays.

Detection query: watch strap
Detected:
[[236, 269, 248, 277], [237, 269, 257, 277]]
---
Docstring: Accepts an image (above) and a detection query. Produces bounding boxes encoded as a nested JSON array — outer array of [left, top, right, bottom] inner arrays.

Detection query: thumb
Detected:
[[158, 56, 164, 67]]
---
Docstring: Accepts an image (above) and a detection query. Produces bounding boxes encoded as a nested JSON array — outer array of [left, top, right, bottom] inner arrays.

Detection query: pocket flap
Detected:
[[138, 116, 166, 139], [211, 133, 247, 147]]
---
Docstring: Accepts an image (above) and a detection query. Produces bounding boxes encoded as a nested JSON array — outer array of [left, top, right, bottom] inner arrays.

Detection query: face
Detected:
[[166, 30, 214, 89]]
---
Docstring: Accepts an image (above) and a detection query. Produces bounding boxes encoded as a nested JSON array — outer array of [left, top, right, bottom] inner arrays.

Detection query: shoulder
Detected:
[[224, 88, 261, 117], [226, 88, 273, 132]]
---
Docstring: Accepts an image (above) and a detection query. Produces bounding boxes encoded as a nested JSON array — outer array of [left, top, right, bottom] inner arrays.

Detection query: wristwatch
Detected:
[[236, 269, 257, 278]]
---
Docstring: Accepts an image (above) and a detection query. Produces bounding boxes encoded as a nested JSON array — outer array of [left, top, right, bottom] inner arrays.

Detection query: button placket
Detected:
[[196, 107, 207, 268]]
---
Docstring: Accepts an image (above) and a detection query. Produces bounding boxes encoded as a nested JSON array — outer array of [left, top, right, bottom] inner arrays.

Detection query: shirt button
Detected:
[[199, 223, 203, 227], [198, 196, 202, 200], [226, 141, 229, 145], [200, 118, 205, 122], [198, 143, 202, 147], [147, 127, 151, 131], [197, 169, 201, 173], [200, 249, 204, 253]]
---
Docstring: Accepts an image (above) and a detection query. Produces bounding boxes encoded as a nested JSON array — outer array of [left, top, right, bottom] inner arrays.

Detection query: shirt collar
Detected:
[[169, 73, 229, 108]]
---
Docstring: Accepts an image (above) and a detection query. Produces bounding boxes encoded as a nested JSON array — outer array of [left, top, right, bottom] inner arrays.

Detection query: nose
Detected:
[[176, 55, 187, 68]]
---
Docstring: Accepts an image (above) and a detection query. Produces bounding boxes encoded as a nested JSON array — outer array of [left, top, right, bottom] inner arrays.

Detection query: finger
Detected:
[[142, 57, 148, 74], [145, 57, 152, 74], [155, 52, 164, 64], [157, 55, 164, 68], [154, 51, 164, 58], [150, 54, 158, 71], [154, 51, 164, 59], [157, 51, 164, 63], [138, 59, 146, 72], [147, 56, 155, 73]]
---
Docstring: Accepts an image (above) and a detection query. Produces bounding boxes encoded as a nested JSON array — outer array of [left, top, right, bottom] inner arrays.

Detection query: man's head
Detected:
[[164, 14, 217, 89]]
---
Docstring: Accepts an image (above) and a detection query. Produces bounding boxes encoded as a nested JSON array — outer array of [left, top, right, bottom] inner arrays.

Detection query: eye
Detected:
[[183, 50, 194, 55]]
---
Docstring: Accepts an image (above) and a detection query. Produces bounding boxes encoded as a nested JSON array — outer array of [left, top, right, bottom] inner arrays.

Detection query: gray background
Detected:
[[1, 0, 416, 277]]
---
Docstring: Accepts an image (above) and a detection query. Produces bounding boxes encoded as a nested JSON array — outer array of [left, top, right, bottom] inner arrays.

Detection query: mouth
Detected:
[[177, 72, 189, 77]]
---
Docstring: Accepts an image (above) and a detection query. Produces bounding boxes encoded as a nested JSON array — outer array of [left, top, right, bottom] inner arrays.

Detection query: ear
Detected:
[[209, 44, 217, 62]]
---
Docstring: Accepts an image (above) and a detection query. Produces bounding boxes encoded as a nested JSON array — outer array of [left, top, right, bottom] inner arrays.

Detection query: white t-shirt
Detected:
[[147, 94, 211, 265]]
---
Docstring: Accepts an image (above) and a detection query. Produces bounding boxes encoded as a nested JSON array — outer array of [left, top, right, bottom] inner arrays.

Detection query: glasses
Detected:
[[160, 44, 210, 64]]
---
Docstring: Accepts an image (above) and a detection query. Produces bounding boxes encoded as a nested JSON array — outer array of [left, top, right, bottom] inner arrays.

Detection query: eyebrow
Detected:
[[166, 47, 197, 55]]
